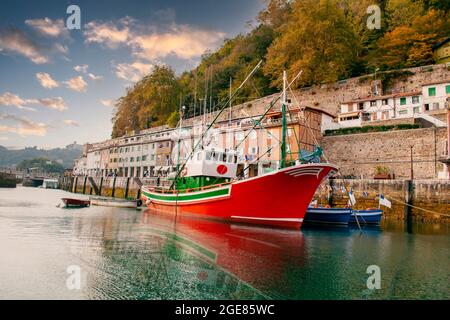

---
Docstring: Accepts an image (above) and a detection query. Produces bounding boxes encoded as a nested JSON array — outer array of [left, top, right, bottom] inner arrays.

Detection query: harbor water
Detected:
[[0, 187, 448, 300]]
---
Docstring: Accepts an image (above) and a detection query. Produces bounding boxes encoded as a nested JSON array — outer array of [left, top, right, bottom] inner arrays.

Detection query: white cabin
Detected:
[[185, 148, 239, 179]]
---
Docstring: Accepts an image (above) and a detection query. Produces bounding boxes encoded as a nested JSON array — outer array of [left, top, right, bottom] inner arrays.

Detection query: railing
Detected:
[[145, 181, 231, 194]]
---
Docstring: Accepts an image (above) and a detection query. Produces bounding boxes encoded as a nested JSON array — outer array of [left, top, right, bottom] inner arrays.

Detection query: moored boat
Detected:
[[142, 149, 337, 229], [61, 198, 90, 208], [141, 69, 338, 229], [303, 207, 352, 225], [90, 196, 142, 209], [350, 209, 383, 225]]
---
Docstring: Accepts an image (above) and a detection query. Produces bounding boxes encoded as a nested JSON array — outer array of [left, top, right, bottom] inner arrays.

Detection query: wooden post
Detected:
[[99, 177, 103, 196], [124, 177, 130, 199], [73, 176, 78, 193], [111, 176, 116, 198], [404, 180, 413, 233], [328, 179, 334, 207], [136, 188, 141, 200], [82, 176, 87, 194]]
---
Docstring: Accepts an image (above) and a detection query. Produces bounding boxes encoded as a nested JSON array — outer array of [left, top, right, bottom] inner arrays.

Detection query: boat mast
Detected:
[[280, 71, 288, 169]]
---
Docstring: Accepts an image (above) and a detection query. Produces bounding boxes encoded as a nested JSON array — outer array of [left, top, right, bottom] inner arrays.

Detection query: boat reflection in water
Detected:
[[139, 208, 306, 299]]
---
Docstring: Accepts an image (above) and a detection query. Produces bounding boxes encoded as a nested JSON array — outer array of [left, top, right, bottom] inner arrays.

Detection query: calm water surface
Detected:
[[0, 187, 448, 300]]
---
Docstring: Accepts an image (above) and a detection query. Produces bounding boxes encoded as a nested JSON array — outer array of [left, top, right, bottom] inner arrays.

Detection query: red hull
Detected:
[[142, 163, 337, 229]]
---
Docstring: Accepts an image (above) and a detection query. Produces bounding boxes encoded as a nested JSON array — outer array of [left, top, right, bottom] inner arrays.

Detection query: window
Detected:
[[348, 104, 354, 112], [446, 85, 450, 94], [413, 107, 420, 114], [151, 155, 155, 161], [370, 101, 377, 107], [398, 110, 408, 115], [424, 104, 430, 111], [227, 154, 233, 163], [400, 97, 406, 105], [130, 157, 134, 162], [371, 113, 377, 121], [205, 152, 212, 160], [142, 155, 147, 161], [428, 87, 436, 96], [136, 156, 140, 162], [382, 99, 388, 105], [197, 152, 202, 161], [358, 103, 364, 110], [433, 102, 440, 110], [412, 96, 420, 104]]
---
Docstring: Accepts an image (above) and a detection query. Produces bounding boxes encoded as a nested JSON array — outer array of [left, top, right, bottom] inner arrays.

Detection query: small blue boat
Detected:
[[350, 209, 383, 225], [304, 207, 352, 225]]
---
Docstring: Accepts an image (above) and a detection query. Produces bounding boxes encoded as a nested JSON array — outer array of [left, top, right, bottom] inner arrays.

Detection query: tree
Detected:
[[264, 0, 359, 88], [369, 8, 449, 69], [112, 65, 180, 138]]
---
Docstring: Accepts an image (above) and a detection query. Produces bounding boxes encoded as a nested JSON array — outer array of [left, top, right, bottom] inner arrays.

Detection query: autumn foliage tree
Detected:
[[264, 0, 359, 88]]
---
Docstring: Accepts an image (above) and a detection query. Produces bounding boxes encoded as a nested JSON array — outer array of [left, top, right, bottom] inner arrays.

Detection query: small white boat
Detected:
[[89, 196, 142, 209], [43, 179, 59, 189]]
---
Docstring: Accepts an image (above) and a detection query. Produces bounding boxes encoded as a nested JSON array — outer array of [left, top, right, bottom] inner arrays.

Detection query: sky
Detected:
[[0, 0, 265, 149]]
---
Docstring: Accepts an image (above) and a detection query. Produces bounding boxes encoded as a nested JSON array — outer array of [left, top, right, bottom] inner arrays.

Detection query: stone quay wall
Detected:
[[314, 179, 449, 223], [321, 127, 448, 180], [181, 64, 450, 124]]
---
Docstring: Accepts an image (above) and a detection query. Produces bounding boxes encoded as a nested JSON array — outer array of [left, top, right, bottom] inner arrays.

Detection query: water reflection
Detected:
[[0, 187, 448, 300]]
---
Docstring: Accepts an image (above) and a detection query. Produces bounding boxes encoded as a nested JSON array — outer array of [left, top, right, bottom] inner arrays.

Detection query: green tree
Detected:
[[264, 0, 359, 88]]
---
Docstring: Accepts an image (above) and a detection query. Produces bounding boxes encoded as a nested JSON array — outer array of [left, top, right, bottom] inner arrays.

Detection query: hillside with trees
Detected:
[[111, 0, 449, 138], [0, 145, 82, 169], [16, 158, 65, 174]]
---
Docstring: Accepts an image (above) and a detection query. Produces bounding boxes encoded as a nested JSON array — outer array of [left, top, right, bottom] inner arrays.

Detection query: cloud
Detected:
[[84, 18, 225, 62], [37, 97, 67, 111], [0, 92, 37, 111], [100, 99, 114, 107], [129, 25, 226, 61], [113, 61, 153, 82], [0, 112, 48, 137], [36, 72, 59, 89], [63, 119, 79, 126], [74, 64, 88, 73], [0, 136, 8, 141], [54, 43, 69, 55], [64, 76, 87, 92], [25, 18, 69, 38], [88, 73, 103, 81], [0, 28, 49, 64], [84, 18, 131, 48], [0, 92, 67, 111]]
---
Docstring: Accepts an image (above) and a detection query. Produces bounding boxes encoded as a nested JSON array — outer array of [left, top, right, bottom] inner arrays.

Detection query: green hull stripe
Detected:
[[142, 187, 229, 202]]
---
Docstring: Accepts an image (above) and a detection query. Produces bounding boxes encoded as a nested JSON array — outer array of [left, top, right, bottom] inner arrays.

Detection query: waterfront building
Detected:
[[77, 105, 331, 179], [422, 80, 450, 112], [337, 81, 450, 128]]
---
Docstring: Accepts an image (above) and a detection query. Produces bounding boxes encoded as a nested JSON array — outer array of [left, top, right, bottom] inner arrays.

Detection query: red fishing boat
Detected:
[[142, 158, 336, 229], [141, 70, 338, 229]]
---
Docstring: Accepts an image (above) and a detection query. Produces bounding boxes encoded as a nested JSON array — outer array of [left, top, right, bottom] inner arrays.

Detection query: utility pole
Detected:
[[410, 146, 414, 180]]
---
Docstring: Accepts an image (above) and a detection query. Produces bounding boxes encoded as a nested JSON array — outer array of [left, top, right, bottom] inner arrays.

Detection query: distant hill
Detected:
[[0, 145, 82, 169]]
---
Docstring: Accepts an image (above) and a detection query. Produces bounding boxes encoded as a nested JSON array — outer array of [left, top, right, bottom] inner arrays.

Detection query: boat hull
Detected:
[[141, 163, 337, 229], [304, 207, 352, 225], [90, 196, 141, 209], [350, 209, 383, 225], [61, 198, 90, 208]]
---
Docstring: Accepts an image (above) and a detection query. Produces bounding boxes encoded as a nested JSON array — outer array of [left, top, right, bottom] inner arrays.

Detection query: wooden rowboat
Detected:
[[90, 196, 142, 209], [61, 198, 90, 208]]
